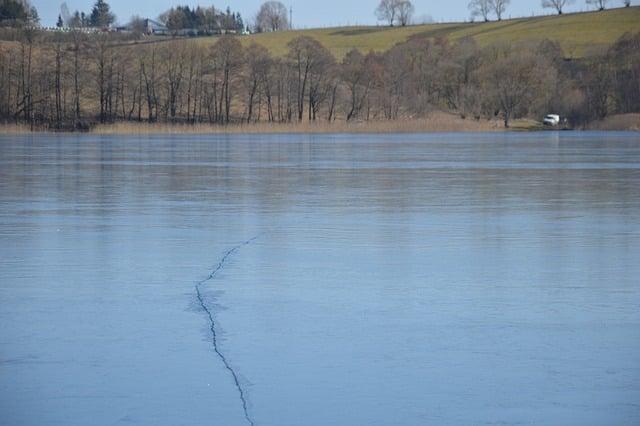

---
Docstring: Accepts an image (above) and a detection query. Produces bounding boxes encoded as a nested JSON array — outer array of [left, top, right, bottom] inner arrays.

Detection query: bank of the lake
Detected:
[[0, 113, 502, 135], [2, 113, 639, 135]]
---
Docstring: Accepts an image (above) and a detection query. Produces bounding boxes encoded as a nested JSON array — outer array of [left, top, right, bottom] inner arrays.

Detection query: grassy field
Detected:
[[195, 6, 640, 59]]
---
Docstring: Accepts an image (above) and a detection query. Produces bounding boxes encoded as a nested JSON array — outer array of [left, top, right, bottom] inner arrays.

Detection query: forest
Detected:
[[0, 1, 638, 131]]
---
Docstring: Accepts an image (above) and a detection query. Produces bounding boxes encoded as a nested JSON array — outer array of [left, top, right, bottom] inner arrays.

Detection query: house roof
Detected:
[[145, 19, 167, 31]]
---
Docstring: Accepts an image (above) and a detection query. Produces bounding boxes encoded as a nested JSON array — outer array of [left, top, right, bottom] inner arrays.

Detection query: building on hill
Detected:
[[143, 19, 168, 36]]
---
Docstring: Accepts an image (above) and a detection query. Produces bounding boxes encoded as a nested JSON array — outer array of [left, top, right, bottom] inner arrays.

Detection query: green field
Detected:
[[197, 6, 640, 59]]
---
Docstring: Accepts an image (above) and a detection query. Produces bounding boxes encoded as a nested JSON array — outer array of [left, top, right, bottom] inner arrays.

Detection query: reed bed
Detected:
[[0, 123, 37, 134], [587, 114, 640, 131], [90, 114, 503, 135]]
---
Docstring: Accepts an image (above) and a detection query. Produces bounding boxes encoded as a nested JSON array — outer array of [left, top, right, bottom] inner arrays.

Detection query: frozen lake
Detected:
[[1, 132, 639, 425]]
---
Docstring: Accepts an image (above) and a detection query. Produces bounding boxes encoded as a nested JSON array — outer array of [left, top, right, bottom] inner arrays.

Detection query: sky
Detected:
[[33, 0, 636, 28]]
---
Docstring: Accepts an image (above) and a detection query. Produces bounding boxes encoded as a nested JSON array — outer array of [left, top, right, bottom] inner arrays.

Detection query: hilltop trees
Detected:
[[541, 0, 575, 14], [159, 6, 244, 35], [255, 1, 289, 32], [0, 0, 38, 27], [468, 0, 510, 22], [397, 1, 415, 26], [89, 0, 115, 28], [161, 7, 187, 35], [586, 0, 610, 10], [65, 0, 115, 29], [68, 11, 88, 28], [127, 15, 146, 38], [376, 0, 415, 27], [468, 0, 493, 22], [376, 0, 398, 26], [491, 0, 510, 21]]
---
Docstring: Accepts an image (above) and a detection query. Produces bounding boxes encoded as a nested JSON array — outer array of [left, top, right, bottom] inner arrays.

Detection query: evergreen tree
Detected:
[[0, 0, 39, 27], [89, 0, 115, 28], [56, 14, 64, 28], [235, 13, 244, 32]]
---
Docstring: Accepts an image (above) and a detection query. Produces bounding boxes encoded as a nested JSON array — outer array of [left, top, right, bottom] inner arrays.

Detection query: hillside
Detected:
[[1, 5, 638, 132], [198, 6, 640, 59]]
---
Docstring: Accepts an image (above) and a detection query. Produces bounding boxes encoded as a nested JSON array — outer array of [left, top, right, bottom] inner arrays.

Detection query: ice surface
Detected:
[[1, 132, 639, 425]]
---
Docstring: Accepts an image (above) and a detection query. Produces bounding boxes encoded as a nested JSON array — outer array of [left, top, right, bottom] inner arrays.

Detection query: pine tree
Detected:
[[90, 0, 115, 28], [235, 13, 244, 32], [0, 0, 38, 26], [56, 14, 64, 28]]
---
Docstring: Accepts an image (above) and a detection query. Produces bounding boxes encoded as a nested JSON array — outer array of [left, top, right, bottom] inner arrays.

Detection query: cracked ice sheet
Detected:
[[0, 216, 255, 425], [2, 133, 640, 425], [211, 219, 640, 426]]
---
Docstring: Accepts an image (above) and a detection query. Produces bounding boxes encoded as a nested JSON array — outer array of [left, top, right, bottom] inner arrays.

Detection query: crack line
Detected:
[[196, 237, 258, 426]]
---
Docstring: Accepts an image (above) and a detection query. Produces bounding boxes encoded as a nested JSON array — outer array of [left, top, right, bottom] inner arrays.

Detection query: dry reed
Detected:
[[587, 114, 640, 131], [90, 113, 503, 135], [0, 123, 36, 134]]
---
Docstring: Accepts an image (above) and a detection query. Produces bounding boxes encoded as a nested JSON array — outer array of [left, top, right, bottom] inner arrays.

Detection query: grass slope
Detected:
[[197, 6, 640, 59]]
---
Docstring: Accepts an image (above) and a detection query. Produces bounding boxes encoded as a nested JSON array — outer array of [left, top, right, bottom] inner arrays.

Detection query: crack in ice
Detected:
[[196, 237, 258, 426]]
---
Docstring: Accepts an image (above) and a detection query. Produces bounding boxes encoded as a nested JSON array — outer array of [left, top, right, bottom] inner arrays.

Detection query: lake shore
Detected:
[[2, 113, 638, 135], [1, 113, 503, 135]]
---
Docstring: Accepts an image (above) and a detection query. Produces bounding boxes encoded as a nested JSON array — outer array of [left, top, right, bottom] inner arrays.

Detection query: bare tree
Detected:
[[608, 32, 640, 114], [341, 49, 374, 121], [139, 47, 159, 122], [243, 43, 273, 123], [69, 29, 86, 129], [209, 36, 244, 124], [286, 36, 331, 121], [586, 0, 610, 10], [161, 43, 185, 120], [397, 1, 415, 26], [491, 0, 510, 20], [376, 47, 408, 119], [305, 43, 335, 120], [271, 58, 295, 122], [437, 38, 481, 118], [376, 0, 398, 26], [582, 61, 611, 119], [91, 33, 115, 123], [481, 44, 553, 127], [255, 1, 289, 32], [128, 15, 147, 38], [541, 0, 574, 14], [468, 0, 493, 22], [159, 8, 185, 37], [49, 35, 65, 127]]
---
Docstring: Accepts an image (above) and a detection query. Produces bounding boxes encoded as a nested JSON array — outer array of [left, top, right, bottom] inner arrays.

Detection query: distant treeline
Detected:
[[157, 6, 245, 35], [0, 28, 638, 130]]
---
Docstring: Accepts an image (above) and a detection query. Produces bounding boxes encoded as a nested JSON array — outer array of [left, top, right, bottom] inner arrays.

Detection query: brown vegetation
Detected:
[[0, 27, 638, 133], [0, 112, 502, 134], [92, 112, 503, 134], [586, 113, 640, 130]]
